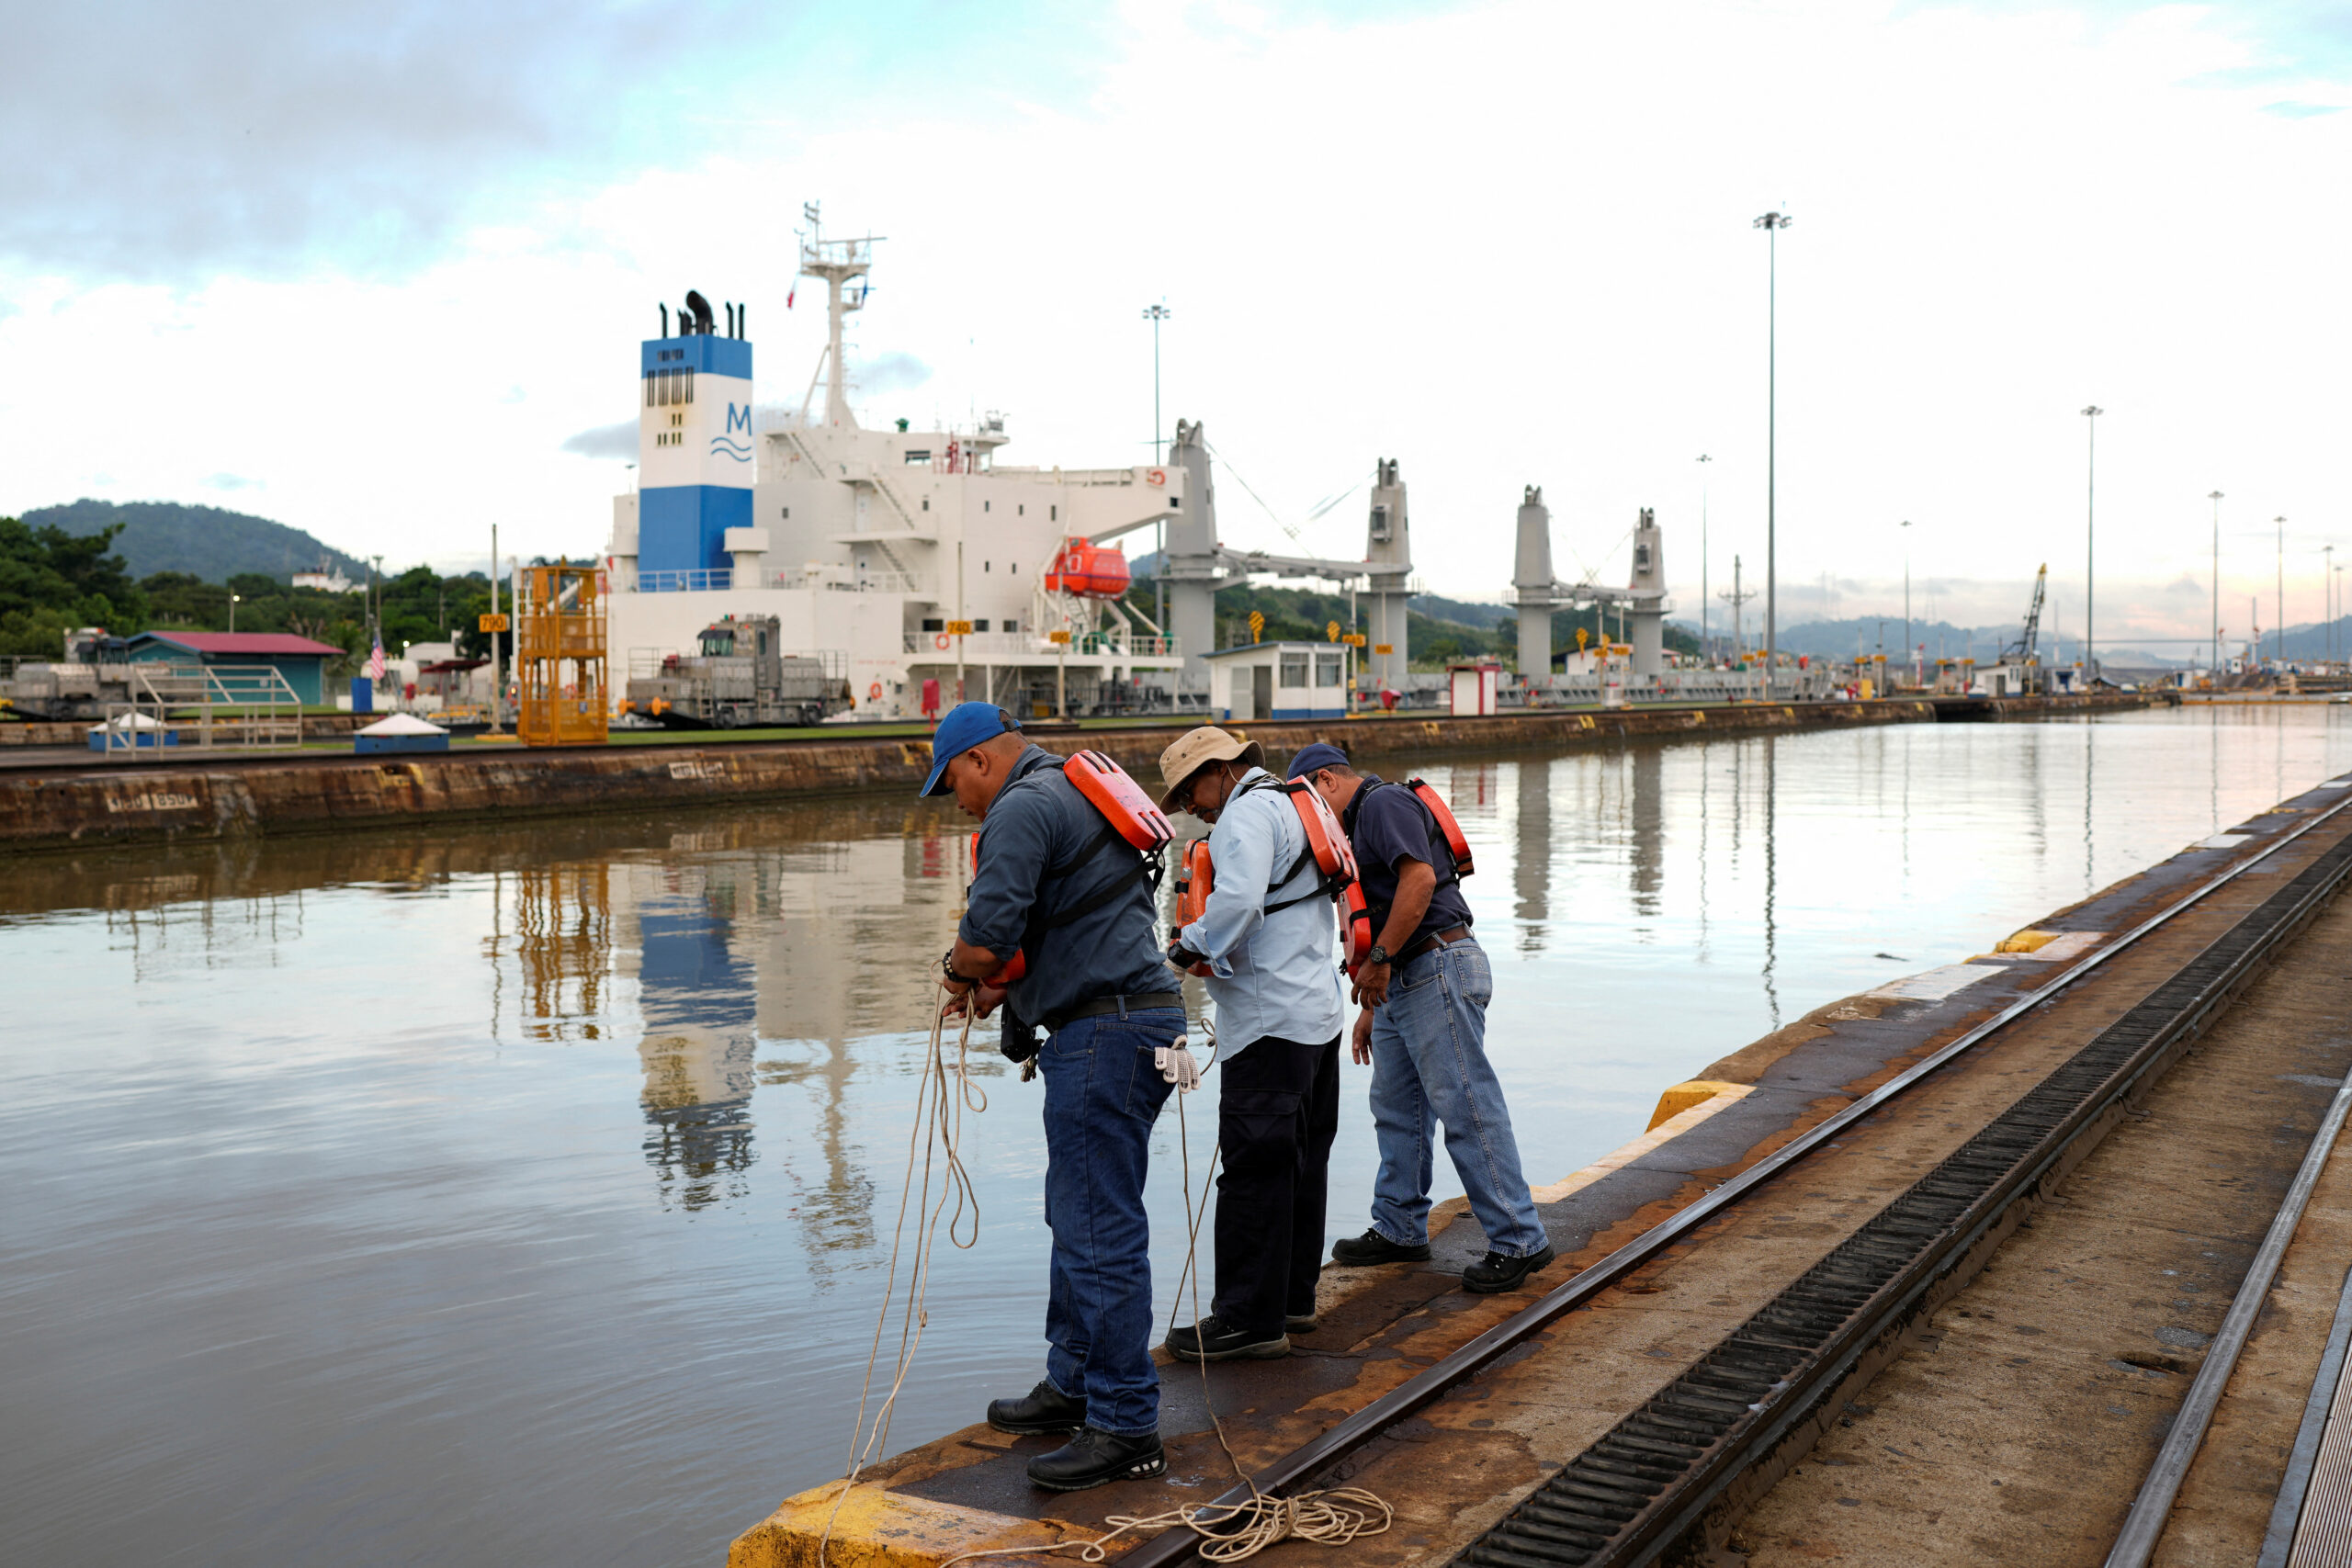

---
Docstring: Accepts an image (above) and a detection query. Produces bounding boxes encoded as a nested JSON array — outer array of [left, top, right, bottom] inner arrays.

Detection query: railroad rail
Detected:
[[1122, 782, 2352, 1568]]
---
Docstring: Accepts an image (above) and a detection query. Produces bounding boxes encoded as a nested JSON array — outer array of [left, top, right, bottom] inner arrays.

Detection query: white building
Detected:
[[1203, 641, 1349, 721]]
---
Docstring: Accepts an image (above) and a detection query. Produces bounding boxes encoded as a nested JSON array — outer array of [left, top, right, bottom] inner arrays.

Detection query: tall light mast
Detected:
[[1754, 210, 1793, 697], [2081, 406, 2102, 681]]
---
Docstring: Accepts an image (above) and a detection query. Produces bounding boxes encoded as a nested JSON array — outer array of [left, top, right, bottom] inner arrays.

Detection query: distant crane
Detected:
[[1719, 555, 1758, 662], [1998, 563, 2049, 675]]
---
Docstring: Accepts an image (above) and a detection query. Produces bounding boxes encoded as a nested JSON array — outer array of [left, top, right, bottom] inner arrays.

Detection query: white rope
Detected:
[[816, 990, 986, 1568], [937, 1015, 1393, 1567]]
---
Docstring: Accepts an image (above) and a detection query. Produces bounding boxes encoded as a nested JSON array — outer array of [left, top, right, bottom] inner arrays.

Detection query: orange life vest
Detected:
[[1340, 881, 1373, 972], [966, 750, 1172, 986], [1340, 777, 1475, 976], [1170, 778, 1359, 977], [1400, 776, 1475, 879]]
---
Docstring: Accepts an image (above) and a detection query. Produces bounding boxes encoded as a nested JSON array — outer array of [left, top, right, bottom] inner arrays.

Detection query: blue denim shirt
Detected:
[[964, 745, 1173, 1027], [1176, 769, 1347, 1048]]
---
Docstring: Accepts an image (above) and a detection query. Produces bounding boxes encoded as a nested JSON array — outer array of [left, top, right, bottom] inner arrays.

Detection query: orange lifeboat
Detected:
[[1044, 538, 1132, 599]]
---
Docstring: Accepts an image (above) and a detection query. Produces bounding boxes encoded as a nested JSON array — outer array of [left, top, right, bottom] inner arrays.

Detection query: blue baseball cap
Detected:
[[921, 703, 1022, 796], [1286, 742, 1351, 780]]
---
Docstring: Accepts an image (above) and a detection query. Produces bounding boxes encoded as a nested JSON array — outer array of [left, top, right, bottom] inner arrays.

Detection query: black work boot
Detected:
[[1330, 1228, 1432, 1266], [1026, 1426, 1167, 1492], [1463, 1242, 1557, 1294], [1165, 1314, 1290, 1362], [986, 1379, 1086, 1436]]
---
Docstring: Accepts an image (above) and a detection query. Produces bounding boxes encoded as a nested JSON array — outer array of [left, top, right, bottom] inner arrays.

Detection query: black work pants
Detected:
[[1210, 1032, 1342, 1336]]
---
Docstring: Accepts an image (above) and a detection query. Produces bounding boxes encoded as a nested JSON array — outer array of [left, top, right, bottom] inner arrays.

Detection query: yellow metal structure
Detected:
[[727, 1481, 1082, 1568], [1647, 1079, 1745, 1131], [515, 564, 609, 748]]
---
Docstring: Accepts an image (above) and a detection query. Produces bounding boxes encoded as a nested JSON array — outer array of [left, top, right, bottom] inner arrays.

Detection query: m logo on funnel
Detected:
[[711, 402, 753, 462]]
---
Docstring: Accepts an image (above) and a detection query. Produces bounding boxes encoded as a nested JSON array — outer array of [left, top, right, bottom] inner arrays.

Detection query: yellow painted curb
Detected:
[[1529, 1084, 1754, 1206], [727, 1481, 1085, 1568], [1646, 1079, 1747, 1132]]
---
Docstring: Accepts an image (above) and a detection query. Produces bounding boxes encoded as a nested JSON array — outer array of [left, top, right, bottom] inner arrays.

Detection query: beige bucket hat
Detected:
[[1157, 726, 1264, 814]]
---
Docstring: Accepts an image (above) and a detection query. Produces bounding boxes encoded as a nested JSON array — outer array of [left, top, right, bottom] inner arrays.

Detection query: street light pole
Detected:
[[2276, 516, 2286, 668], [230, 592, 241, 634], [2209, 491, 2223, 679], [2326, 544, 2338, 666], [1900, 519, 1912, 690], [1143, 301, 1171, 637], [1698, 454, 1713, 663], [2081, 406, 2102, 681], [1754, 211, 1793, 698]]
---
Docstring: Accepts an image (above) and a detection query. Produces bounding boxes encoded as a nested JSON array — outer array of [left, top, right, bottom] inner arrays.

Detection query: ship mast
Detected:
[[796, 203, 885, 429]]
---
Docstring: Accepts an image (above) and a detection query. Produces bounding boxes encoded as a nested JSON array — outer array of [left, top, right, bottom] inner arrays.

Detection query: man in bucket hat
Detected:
[[1157, 727, 1347, 1362], [923, 702, 1186, 1491], [1289, 741, 1555, 1294]]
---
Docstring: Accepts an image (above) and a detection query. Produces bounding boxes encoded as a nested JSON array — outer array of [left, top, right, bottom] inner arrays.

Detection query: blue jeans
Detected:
[[1039, 1005, 1183, 1436], [1366, 939, 1547, 1257]]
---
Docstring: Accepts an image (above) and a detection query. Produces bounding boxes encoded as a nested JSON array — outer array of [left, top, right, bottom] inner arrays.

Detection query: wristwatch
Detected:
[[1365, 944, 1391, 967]]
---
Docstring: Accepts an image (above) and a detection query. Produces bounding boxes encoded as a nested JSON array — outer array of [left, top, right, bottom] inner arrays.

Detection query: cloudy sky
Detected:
[[4, 0, 2348, 648]]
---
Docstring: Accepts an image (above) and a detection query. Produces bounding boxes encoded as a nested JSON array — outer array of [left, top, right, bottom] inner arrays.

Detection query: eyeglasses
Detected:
[[1179, 766, 1225, 815]]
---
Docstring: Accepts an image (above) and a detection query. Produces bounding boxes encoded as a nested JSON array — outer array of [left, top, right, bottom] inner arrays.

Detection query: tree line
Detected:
[[0, 517, 514, 670]]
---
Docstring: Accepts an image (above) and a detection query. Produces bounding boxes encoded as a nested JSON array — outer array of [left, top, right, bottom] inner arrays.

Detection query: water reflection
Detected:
[[1631, 745, 1664, 920], [1513, 757, 1552, 949], [628, 858, 760, 1210]]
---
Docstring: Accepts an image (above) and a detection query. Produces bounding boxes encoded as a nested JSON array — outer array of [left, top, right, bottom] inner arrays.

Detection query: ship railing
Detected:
[[899, 630, 1182, 660], [637, 568, 734, 592], [823, 570, 912, 594], [633, 566, 919, 595]]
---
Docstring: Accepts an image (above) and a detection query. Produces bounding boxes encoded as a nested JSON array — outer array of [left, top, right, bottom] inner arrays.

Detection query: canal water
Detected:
[[6, 706, 2347, 1566]]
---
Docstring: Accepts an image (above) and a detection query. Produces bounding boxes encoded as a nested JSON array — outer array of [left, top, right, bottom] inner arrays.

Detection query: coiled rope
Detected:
[[821, 995, 1391, 1567]]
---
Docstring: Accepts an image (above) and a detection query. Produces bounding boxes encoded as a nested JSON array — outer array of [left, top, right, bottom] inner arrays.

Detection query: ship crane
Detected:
[[1512, 490, 1670, 679], [1136, 424, 1417, 689]]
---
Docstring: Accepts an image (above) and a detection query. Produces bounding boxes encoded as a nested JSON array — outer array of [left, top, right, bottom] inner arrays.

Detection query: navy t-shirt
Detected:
[[1342, 775, 1472, 948]]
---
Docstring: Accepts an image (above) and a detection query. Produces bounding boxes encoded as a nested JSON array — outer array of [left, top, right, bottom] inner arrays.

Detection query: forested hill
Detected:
[[20, 500, 368, 584]]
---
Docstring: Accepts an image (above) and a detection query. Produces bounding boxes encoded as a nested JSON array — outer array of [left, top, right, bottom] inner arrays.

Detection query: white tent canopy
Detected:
[[356, 714, 449, 737]]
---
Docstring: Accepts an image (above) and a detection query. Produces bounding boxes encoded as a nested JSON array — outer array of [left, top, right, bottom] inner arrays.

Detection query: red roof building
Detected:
[[128, 631, 344, 658], [126, 630, 345, 705]]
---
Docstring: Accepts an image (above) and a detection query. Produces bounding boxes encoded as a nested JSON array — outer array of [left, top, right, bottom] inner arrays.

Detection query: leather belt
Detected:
[[1398, 926, 1472, 964], [1043, 991, 1182, 1032]]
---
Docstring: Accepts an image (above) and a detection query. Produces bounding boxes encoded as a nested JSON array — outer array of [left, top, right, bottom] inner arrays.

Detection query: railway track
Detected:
[[1122, 783, 2352, 1568]]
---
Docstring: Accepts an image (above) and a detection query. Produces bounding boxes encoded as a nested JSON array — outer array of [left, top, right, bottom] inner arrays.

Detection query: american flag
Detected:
[[366, 635, 386, 681]]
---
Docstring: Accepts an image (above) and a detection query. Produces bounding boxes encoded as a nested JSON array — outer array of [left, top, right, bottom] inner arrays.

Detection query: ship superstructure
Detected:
[[604, 220, 1194, 720]]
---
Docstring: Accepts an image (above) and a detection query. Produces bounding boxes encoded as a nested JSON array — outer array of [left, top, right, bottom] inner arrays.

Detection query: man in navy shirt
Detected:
[[1290, 743, 1555, 1293], [926, 703, 1185, 1491]]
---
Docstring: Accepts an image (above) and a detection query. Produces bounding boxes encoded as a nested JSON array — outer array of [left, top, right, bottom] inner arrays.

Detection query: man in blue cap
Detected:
[[1290, 742, 1555, 1294], [922, 702, 1186, 1492]]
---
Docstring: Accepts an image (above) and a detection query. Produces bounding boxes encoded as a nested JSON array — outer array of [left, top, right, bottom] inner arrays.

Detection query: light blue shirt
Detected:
[[1178, 768, 1348, 1049]]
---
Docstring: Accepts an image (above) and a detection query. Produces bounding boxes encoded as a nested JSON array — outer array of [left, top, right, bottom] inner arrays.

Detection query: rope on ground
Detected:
[[941, 1016, 1394, 1567], [817, 989, 987, 1568]]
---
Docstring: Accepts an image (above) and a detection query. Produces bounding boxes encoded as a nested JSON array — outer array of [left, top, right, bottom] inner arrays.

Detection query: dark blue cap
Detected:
[[1286, 742, 1351, 780], [921, 703, 1022, 796]]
